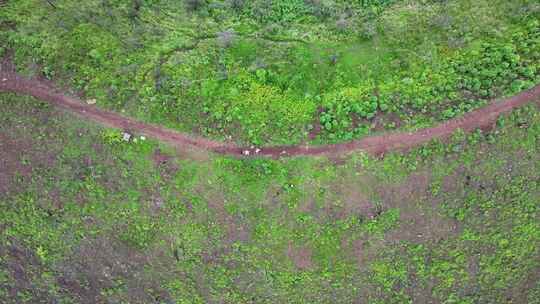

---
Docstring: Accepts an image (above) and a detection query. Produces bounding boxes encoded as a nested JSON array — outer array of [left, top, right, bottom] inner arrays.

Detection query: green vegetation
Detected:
[[1, 0, 539, 302], [1, 92, 538, 303], [1, 0, 539, 144]]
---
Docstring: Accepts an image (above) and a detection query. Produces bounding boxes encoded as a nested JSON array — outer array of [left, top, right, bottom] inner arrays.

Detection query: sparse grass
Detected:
[[0, 93, 538, 302]]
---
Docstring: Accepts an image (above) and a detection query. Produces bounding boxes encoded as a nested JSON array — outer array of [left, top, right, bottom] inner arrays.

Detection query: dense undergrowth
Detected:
[[0, 92, 539, 303], [1, 0, 539, 146]]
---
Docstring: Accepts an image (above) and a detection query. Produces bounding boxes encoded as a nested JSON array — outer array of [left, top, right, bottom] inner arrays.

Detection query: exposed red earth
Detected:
[[1, 64, 539, 158]]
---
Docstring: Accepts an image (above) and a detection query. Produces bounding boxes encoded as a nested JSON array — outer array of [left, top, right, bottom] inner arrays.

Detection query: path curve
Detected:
[[1, 69, 539, 158]]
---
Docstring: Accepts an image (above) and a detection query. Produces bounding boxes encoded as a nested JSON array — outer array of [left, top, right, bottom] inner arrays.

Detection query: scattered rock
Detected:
[[242, 150, 250, 156], [255, 148, 261, 154], [122, 132, 132, 142], [86, 98, 97, 105], [1, 78, 7, 82], [153, 196, 164, 209]]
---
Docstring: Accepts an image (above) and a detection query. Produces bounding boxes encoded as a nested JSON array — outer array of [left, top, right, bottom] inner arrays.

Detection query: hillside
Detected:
[[1, 0, 538, 145], [0, 1, 539, 303]]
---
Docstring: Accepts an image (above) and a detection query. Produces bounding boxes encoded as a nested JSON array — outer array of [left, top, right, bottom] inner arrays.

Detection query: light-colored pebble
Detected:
[[122, 132, 132, 142]]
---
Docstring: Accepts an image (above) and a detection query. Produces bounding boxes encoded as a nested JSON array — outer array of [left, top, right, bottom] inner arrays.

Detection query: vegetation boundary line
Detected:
[[1, 70, 539, 158]]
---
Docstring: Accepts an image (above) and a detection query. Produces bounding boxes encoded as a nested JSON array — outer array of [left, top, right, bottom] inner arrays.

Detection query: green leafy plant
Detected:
[[101, 129, 123, 145]]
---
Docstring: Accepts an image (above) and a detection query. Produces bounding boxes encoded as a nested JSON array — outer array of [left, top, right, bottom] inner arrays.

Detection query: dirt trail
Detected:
[[1, 67, 539, 158]]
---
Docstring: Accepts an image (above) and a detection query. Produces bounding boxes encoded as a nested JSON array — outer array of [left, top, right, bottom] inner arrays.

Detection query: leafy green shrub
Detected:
[[228, 0, 246, 11], [205, 77, 316, 145], [250, 0, 313, 23], [358, 0, 398, 9], [120, 214, 159, 249], [101, 129, 123, 145], [319, 86, 379, 141], [185, 0, 207, 12]]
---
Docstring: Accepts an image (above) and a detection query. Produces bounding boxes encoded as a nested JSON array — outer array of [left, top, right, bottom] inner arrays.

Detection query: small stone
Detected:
[[122, 132, 132, 142], [1, 78, 7, 82], [154, 197, 164, 209], [255, 148, 261, 153], [86, 98, 97, 105], [242, 150, 250, 156], [140, 136, 146, 141]]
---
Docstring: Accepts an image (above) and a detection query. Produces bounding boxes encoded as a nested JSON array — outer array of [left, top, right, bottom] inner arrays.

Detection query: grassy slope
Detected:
[[0, 93, 538, 303], [1, 0, 539, 145]]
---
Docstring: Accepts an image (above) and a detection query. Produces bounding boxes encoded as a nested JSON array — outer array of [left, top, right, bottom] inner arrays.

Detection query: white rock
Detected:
[[1, 78, 7, 82], [255, 148, 261, 153], [242, 150, 250, 156], [140, 136, 146, 141], [154, 197, 164, 209], [122, 132, 132, 142], [86, 98, 97, 105]]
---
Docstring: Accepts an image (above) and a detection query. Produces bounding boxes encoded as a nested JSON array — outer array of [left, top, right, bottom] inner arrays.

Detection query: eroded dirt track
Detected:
[[1, 67, 539, 158]]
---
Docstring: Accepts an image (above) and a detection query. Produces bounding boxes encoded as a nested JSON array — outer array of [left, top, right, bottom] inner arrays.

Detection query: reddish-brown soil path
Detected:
[[1, 66, 539, 158]]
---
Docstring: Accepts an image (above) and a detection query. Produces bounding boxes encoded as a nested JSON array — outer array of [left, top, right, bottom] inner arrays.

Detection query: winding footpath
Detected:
[[1, 66, 539, 158]]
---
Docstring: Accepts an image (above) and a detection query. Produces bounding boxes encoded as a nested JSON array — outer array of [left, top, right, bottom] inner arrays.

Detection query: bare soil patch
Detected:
[[287, 243, 314, 270], [55, 236, 172, 304], [0, 240, 57, 303], [0, 133, 33, 197], [378, 172, 461, 244]]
